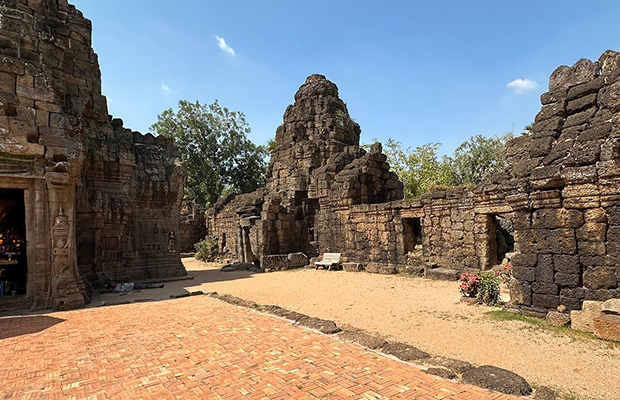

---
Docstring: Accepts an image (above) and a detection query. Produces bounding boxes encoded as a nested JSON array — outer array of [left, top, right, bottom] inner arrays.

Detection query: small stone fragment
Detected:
[[546, 311, 571, 327], [425, 367, 457, 380], [382, 342, 430, 361], [220, 262, 261, 273], [462, 365, 532, 396], [425, 357, 474, 375], [602, 298, 620, 315], [339, 330, 387, 350], [216, 294, 258, 308], [296, 317, 341, 334]]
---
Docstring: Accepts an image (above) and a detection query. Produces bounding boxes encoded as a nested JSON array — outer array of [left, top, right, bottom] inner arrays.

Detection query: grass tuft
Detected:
[[486, 310, 598, 342]]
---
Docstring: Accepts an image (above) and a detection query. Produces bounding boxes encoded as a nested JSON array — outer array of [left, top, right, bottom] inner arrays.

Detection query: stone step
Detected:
[[366, 263, 398, 274], [342, 262, 363, 272], [424, 267, 460, 281]]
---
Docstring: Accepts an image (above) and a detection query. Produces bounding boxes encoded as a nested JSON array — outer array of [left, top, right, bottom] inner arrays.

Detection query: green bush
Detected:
[[477, 272, 500, 305], [195, 237, 219, 262]]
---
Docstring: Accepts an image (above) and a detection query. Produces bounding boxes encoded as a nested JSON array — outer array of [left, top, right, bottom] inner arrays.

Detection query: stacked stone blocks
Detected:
[[0, 0, 186, 310], [505, 52, 620, 314], [206, 52, 620, 327]]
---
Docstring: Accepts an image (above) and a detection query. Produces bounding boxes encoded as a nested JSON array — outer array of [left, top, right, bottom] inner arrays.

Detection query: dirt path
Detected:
[[99, 258, 620, 400]]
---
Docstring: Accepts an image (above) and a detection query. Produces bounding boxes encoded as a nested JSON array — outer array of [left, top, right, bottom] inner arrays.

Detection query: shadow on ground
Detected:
[[95, 262, 257, 306], [189, 268, 257, 284], [0, 261, 255, 314], [0, 315, 65, 340]]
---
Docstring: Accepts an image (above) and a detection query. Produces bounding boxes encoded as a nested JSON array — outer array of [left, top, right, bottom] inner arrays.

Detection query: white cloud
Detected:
[[161, 84, 172, 93], [215, 35, 235, 56], [507, 78, 538, 94]]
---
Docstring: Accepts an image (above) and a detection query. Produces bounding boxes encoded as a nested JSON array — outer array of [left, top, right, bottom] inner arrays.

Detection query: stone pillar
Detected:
[[47, 173, 88, 310], [474, 214, 498, 270]]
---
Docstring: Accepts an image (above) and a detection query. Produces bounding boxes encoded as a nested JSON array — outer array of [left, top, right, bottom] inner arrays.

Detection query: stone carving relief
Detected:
[[168, 230, 177, 253], [122, 228, 135, 257], [52, 207, 78, 297]]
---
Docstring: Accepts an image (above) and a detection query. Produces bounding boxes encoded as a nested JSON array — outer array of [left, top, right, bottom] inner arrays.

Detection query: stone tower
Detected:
[[206, 74, 403, 264], [0, 0, 186, 311]]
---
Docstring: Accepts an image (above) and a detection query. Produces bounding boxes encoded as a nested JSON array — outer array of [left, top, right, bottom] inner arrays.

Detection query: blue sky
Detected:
[[72, 0, 620, 155]]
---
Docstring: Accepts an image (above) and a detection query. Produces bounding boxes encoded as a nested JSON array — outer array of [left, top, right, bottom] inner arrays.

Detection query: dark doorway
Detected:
[[294, 191, 320, 258], [0, 189, 27, 297], [221, 232, 227, 253], [403, 218, 423, 254], [495, 215, 515, 264]]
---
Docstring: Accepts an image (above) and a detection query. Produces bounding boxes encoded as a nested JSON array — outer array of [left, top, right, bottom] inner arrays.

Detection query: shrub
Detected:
[[459, 273, 480, 298], [195, 236, 219, 262], [496, 263, 513, 289], [477, 272, 501, 305]]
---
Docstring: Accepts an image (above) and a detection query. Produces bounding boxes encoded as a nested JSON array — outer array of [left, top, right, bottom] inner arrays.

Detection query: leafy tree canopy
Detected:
[[366, 133, 512, 198], [451, 133, 512, 186], [382, 139, 455, 198], [151, 100, 266, 206]]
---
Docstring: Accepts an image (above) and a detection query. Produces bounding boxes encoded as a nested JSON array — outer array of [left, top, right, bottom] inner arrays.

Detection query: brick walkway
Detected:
[[0, 296, 522, 399]]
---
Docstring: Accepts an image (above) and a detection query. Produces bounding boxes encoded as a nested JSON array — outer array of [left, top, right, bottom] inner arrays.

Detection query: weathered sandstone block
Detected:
[[593, 314, 620, 341], [570, 300, 603, 332], [546, 311, 570, 326], [602, 298, 620, 315]]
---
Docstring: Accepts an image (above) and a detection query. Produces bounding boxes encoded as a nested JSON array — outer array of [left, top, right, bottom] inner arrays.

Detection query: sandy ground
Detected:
[[97, 258, 620, 400]]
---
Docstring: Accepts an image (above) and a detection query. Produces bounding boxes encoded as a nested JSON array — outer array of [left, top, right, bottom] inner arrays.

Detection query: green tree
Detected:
[[382, 139, 456, 198], [449, 134, 511, 185], [365, 133, 510, 198], [151, 100, 266, 206]]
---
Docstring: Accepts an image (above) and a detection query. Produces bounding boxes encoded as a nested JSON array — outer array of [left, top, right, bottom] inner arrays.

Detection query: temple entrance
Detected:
[[495, 215, 515, 264], [478, 213, 515, 269], [403, 217, 423, 254], [0, 189, 27, 297]]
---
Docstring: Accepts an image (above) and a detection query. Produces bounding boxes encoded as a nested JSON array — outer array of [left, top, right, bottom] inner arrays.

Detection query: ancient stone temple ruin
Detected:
[[208, 51, 620, 316], [0, 0, 186, 311], [207, 75, 403, 268]]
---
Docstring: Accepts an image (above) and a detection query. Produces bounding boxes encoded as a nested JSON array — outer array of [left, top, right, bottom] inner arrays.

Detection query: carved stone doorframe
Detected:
[[0, 176, 41, 309], [0, 172, 89, 311]]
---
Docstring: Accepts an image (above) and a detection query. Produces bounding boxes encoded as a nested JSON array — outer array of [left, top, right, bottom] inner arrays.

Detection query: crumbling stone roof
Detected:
[[266, 74, 402, 204]]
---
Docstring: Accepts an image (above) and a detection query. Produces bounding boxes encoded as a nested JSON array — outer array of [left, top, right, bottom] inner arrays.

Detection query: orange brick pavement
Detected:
[[0, 296, 523, 399]]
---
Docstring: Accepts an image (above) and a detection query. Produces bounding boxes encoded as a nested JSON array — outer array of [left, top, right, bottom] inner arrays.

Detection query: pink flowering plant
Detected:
[[459, 272, 481, 298], [495, 263, 513, 289]]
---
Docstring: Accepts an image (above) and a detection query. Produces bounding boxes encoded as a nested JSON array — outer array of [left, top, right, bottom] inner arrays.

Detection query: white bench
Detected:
[[314, 253, 341, 270]]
